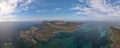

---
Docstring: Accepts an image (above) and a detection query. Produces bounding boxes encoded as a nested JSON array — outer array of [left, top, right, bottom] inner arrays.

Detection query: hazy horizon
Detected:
[[0, 0, 120, 21], [0, 0, 120, 48]]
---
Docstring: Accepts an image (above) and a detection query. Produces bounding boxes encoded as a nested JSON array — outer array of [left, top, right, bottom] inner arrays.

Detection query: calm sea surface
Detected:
[[0, 21, 41, 48], [0, 21, 119, 48]]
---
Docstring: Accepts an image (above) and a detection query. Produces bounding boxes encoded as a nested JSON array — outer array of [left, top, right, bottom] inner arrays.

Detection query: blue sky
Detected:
[[0, 0, 120, 21]]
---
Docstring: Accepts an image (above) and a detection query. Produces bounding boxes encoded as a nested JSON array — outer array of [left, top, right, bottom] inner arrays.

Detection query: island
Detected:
[[109, 27, 120, 48], [19, 21, 83, 47]]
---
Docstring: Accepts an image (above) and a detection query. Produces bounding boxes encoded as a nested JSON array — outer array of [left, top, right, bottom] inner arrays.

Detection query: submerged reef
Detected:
[[19, 21, 111, 48], [19, 21, 82, 48]]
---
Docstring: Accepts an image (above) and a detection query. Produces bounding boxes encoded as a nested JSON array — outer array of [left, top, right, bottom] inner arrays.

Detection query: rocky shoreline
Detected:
[[109, 27, 120, 48], [19, 21, 83, 47]]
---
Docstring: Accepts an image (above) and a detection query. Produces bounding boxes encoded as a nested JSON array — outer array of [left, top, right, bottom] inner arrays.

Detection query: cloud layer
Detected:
[[0, 0, 119, 21], [0, 0, 32, 21], [72, 0, 120, 21]]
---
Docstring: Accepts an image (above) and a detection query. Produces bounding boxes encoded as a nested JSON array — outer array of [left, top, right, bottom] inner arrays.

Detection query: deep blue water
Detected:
[[0, 21, 42, 48], [0, 21, 119, 48]]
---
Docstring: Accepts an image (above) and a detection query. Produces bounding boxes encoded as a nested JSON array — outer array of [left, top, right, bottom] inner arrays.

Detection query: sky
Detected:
[[0, 0, 120, 21]]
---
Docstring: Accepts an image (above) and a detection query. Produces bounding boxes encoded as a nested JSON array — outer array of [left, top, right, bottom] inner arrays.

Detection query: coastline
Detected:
[[19, 21, 83, 47], [109, 27, 120, 48]]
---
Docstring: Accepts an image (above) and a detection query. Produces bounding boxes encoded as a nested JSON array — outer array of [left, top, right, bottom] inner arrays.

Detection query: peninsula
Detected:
[[19, 21, 83, 47]]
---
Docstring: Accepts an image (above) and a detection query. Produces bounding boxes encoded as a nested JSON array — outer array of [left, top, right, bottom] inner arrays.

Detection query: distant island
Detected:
[[19, 21, 83, 47]]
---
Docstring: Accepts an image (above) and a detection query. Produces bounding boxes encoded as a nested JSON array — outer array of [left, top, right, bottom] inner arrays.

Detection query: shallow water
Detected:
[[0, 21, 119, 48], [36, 25, 111, 48]]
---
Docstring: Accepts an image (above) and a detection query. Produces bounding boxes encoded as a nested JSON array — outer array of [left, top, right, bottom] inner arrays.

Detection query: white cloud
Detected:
[[0, 0, 18, 14], [0, 0, 33, 21], [36, 10, 47, 13], [72, 0, 120, 21]]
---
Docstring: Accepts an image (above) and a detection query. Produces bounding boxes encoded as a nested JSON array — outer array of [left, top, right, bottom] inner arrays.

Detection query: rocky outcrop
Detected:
[[109, 27, 120, 48], [19, 21, 83, 47]]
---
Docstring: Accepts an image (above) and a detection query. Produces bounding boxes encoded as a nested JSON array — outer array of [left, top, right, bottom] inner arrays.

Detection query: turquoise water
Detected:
[[0, 21, 118, 48], [31, 25, 111, 48]]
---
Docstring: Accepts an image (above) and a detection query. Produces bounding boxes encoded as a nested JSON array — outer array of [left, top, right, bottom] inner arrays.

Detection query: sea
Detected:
[[0, 21, 119, 48]]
